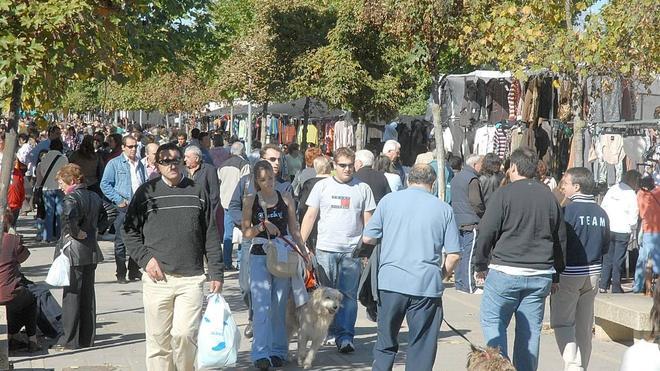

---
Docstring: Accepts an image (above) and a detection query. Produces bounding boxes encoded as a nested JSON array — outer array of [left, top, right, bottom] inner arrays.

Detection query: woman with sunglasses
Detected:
[[241, 160, 309, 370]]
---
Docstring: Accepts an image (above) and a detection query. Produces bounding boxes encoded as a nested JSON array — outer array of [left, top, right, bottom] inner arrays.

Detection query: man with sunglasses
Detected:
[[123, 143, 223, 371], [227, 143, 293, 339], [301, 147, 376, 353], [101, 135, 147, 284]]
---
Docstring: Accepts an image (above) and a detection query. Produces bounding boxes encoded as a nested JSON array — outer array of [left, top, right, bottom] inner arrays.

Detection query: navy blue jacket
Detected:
[[562, 194, 610, 275]]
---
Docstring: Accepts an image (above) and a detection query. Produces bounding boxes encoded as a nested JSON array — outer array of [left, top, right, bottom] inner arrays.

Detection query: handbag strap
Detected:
[[278, 235, 309, 264], [39, 154, 62, 188]]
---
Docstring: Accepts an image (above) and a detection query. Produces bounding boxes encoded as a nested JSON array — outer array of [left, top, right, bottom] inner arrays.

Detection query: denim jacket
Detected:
[[100, 154, 147, 205]]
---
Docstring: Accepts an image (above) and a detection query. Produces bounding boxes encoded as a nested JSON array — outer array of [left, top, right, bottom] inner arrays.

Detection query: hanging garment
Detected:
[[602, 133, 625, 165], [473, 125, 496, 156], [522, 77, 541, 124], [559, 79, 573, 122], [510, 127, 525, 152], [443, 127, 454, 154], [587, 76, 622, 123], [283, 124, 297, 145], [538, 77, 557, 120], [493, 127, 509, 159], [324, 123, 335, 155], [459, 80, 482, 127], [334, 121, 354, 150], [297, 123, 319, 145], [487, 79, 511, 123], [238, 119, 248, 140], [508, 79, 522, 121], [623, 136, 649, 168]]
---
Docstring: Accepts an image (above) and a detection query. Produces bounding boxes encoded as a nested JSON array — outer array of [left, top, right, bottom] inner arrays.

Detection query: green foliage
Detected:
[[0, 0, 216, 109]]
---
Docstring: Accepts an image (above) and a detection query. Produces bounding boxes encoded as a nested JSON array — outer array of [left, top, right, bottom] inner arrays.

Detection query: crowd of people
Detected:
[[0, 117, 659, 371]]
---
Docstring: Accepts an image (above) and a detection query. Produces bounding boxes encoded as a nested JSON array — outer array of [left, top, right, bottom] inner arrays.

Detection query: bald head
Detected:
[[407, 164, 437, 189]]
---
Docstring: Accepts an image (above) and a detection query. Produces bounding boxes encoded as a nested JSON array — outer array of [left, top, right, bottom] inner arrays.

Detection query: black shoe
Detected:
[[254, 358, 270, 370], [27, 341, 42, 353], [225, 265, 238, 272], [244, 321, 253, 339], [8, 338, 27, 351], [338, 340, 355, 353], [270, 356, 286, 367], [128, 274, 142, 281], [117, 277, 128, 284]]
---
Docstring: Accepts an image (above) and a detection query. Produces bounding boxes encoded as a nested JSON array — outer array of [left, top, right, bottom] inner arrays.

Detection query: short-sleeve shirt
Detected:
[[306, 177, 376, 253], [363, 187, 461, 297]]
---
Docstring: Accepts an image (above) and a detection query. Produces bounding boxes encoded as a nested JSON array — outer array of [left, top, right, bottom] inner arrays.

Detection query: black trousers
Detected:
[[114, 209, 140, 279], [600, 232, 630, 291], [6, 286, 37, 336], [373, 290, 443, 371], [59, 264, 97, 348]]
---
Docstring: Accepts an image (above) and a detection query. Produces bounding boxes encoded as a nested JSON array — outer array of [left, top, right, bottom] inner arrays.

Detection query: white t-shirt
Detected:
[[620, 340, 660, 371], [306, 176, 376, 253]]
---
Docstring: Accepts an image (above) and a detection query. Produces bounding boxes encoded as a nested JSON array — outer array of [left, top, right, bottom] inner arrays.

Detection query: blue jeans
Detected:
[[222, 210, 234, 268], [600, 232, 630, 291], [480, 269, 552, 371], [43, 189, 63, 241], [455, 229, 477, 293], [250, 255, 290, 361], [316, 250, 361, 344], [634, 233, 660, 292]]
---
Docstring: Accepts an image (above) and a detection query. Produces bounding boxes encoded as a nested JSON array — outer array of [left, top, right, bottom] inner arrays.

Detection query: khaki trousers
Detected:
[[550, 274, 600, 371], [143, 273, 206, 371]]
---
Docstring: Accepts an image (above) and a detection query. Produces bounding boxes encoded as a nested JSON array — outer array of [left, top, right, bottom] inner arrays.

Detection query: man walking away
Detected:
[[355, 149, 391, 205], [363, 164, 461, 371], [474, 147, 567, 371], [551, 167, 609, 371], [217, 141, 250, 270], [301, 147, 376, 353], [184, 145, 219, 211], [124, 143, 223, 371], [100, 135, 146, 283], [450, 154, 485, 294]]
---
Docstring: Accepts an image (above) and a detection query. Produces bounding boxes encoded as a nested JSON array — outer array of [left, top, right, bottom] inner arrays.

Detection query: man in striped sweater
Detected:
[[124, 143, 223, 371], [550, 167, 610, 371]]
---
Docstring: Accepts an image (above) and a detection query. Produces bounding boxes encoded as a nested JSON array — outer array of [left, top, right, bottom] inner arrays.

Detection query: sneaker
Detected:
[[324, 336, 336, 346], [338, 339, 355, 353], [270, 355, 286, 367], [471, 288, 484, 295], [254, 358, 270, 370], [244, 321, 253, 339]]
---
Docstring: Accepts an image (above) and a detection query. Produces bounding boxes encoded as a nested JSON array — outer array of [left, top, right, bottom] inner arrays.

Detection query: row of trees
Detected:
[[1, 0, 658, 194]]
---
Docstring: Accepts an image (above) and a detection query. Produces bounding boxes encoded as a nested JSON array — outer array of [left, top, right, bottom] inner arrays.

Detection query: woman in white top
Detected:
[[374, 155, 403, 191], [620, 284, 660, 371]]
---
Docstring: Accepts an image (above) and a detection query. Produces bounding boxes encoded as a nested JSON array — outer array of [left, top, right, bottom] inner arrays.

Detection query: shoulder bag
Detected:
[[34, 154, 62, 219]]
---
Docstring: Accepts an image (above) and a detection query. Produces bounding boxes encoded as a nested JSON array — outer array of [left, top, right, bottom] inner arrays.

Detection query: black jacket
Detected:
[[56, 188, 108, 266], [474, 179, 567, 280], [479, 172, 504, 206], [189, 162, 220, 211], [356, 167, 391, 205]]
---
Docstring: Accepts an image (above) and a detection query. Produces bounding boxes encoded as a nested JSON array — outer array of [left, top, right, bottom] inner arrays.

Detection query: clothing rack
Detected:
[[595, 120, 659, 128]]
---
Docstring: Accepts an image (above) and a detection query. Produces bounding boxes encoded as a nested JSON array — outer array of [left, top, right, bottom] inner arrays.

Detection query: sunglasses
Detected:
[[335, 163, 354, 169], [157, 158, 182, 166], [124, 145, 138, 149]]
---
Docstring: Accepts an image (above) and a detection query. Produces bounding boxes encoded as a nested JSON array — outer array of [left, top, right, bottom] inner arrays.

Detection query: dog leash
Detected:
[[443, 318, 481, 351]]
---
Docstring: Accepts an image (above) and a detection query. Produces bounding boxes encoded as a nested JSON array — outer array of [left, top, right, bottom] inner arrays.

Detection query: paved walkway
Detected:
[[10, 216, 629, 370]]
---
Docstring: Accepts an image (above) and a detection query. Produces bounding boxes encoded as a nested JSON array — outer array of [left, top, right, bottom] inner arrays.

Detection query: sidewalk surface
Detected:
[[10, 216, 629, 370]]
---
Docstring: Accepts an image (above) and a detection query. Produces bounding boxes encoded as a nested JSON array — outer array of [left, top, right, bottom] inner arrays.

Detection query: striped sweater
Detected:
[[562, 193, 610, 276], [123, 176, 224, 281]]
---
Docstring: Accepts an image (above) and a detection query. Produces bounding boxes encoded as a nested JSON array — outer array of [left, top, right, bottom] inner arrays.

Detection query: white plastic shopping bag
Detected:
[[197, 294, 241, 369], [46, 240, 72, 287]]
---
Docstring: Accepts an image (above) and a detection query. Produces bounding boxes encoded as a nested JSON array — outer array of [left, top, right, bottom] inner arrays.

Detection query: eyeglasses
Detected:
[[335, 163, 354, 169], [264, 157, 280, 163], [157, 158, 182, 166], [124, 145, 138, 149]]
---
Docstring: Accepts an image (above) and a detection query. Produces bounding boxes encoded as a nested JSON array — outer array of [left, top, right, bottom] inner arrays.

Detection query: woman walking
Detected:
[[69, 135, 104, 197], [241, 161, 309, 370], [52, 164, 108, 351]]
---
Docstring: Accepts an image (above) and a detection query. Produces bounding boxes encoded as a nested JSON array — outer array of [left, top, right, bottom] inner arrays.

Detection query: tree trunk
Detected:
[[260, 102, 268, 145], [0, 76, 23, 250], [572, 76, 585, 167], [355, 117, 365, 151], [246, 102, 253, 153], [301, 96, 311, 151], [431, 76, 447, 200]]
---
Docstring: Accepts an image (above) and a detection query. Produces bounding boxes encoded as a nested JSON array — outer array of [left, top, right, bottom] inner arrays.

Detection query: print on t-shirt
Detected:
[[332, 195, 351, 209]]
